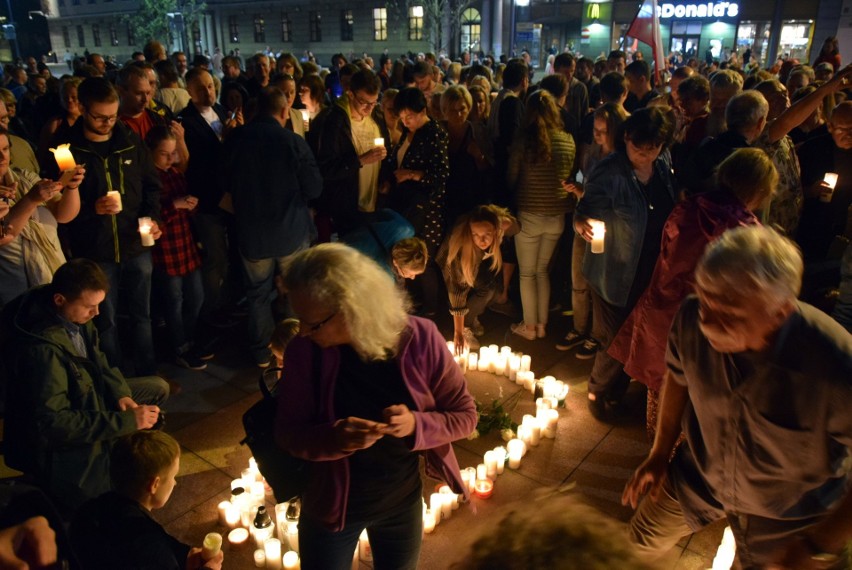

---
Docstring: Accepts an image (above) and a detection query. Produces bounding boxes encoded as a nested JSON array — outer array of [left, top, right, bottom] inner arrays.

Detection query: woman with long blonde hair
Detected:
[[437, 204, 518, 352], [508, 90, 575, 341]]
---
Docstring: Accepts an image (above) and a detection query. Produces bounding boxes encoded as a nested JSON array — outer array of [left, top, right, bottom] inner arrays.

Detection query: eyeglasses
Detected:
[[352, 92, 378, 109], [301, 311, 338, 335], [87, 111, 118, 124]]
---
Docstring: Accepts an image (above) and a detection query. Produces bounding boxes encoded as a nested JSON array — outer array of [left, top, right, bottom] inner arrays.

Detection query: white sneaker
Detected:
[[511, 322, 537, 341], [462, 328, 481, 351]]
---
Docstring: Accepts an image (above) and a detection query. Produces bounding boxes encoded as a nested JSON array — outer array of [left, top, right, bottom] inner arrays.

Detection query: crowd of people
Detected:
[[0, 35, 850, 569]]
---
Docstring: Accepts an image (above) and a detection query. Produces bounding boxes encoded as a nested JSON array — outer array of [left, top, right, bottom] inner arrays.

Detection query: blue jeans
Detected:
[[241, 250, 302, 364], [298, 494, 422, 570], [153, 268, 204, 352], [96, 252, 156, 376], [127, 375, 170, 407]]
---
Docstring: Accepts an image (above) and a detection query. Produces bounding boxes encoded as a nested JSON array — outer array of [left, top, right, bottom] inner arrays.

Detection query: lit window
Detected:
[[373, 8, 387, 41], [409, 6, 424, 41]]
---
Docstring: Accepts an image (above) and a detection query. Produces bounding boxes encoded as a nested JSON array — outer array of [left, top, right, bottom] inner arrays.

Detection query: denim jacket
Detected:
[[576, 150, 676, 307]]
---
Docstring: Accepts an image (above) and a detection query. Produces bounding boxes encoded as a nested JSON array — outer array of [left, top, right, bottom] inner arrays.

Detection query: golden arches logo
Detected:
[[588, 3, 600, 19]]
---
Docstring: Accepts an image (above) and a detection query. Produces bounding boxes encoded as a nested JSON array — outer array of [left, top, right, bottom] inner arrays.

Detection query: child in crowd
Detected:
[[145, 125, 209, 370], [70, 431, 224, 569], [269, 318, 300, 369]]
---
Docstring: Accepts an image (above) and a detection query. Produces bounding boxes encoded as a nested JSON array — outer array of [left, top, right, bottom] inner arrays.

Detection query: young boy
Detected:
[[69, 431, 224, 569]]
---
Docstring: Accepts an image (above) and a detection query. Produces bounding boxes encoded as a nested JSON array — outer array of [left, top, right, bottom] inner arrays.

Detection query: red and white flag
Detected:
[[624, 0, 666, 82]]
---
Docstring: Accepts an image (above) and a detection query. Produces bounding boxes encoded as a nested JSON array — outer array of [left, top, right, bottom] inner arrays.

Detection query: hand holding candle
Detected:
[[95, 191, 122, 215], [374, 137, 385, 147], [590, 220, 606, 254], [50, 143, 76, 172], [138, 217, 155, 246], [822, 173, 838, 203]]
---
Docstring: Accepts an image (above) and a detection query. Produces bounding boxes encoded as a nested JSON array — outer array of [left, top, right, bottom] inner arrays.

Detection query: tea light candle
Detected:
[[106, 190, 123, 212], [228, 527, 250, 548], [374, 137, 385, 147], [359, 529, 372, 562], [473, 478, 494, 499], [507, 439, 525, 469], [265, 538, 283, 569], [423, 509, 436, 533], [493, 447, 507, 474], [590, 220, 606, 254], [253, 549, 266, 567], [50, 144, 76, 171], [138, 217, 155, 246], [283, 550, 300, 569]]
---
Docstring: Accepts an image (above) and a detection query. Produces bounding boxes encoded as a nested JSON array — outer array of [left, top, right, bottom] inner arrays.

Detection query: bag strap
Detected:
[[260, 343, 323, 403]]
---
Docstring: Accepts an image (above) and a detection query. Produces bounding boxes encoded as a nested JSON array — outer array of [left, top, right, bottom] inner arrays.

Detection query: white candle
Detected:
[[493, 447, 507, 474], [359, 529, 373, 562], [253, 549, 266, 567], [51, 144, 76, 171], [439, 485, 459, 509], [217, 501, 232, 526], [476, 463, 487, 481], [468, 353, 478, 370], [520, 355, 531, 372], [202, 532, 222, 560], [464, 467, 476, 492], [527, 419, 541, 447], [508, 355, 520, 381], [544, 409, 559, 438], [484, 451, 498, 478], [286, 522, 299, 554], [440, 493, 453, 520], [500, 345, 512, 356], [265, 538, 283, 569], [138, 217, 155, 246], [711, 526, 736, 570], [106, 190, 123, 212], [495, 355, 508, 376], [507, 439, 524, 469], [460, 468, 471, 492], [374, 137, 385, 147], [283, 550, 300, 570], [228, 527, 250, 549], [590, 219, 606, 254], [430, 493, 443, 525], [446, 341, 455, 354], [300, 109, 310, 122], [423, 509, 436, 533]]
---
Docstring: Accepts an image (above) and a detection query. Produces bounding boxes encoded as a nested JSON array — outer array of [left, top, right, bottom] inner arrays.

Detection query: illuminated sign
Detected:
[[588, 3, 600, 19], [657, 2, 739, 18]]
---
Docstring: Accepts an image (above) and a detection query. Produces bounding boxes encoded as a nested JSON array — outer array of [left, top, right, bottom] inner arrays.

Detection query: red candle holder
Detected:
[[473, 478, 494, 499]]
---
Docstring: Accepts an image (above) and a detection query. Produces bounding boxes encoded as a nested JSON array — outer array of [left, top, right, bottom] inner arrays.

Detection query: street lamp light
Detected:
[[510, 0, 530, 59], [3, 0, 20, 60]]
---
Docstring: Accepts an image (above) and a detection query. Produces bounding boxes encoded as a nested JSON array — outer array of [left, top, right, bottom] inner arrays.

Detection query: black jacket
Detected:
[[177, 102, 228, 214], [52, 120, 162, 263]]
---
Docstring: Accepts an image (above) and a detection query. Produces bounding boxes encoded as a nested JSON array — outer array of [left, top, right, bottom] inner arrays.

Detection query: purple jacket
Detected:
[[274, 316, 477, 531]]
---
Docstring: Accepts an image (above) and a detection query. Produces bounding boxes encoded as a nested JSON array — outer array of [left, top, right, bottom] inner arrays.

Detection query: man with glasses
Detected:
[[312, 70, 386, 237], [51, 77, 164, 378], [222, 86, 322, 367]]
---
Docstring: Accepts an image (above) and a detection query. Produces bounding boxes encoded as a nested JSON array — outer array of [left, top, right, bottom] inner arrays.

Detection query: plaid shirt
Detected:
[[152, 167, 202, 276]]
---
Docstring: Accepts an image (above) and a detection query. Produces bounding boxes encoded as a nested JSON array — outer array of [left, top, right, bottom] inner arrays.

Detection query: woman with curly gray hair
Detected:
[[274, 243, 477, 570]]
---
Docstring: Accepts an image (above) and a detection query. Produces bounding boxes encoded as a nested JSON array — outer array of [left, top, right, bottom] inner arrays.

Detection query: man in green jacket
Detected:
[[3, 259, 169, 512]]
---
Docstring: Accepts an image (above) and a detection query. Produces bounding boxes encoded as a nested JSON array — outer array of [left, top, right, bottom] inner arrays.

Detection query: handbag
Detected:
[[240, 346, 321, 503]]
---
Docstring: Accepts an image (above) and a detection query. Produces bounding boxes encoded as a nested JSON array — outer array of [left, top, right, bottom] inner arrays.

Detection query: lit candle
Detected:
[[465, 467, 477, 492], [265, 538, 283, 570], [823, 172, 838, 202], [446, 341, 455, 354], [283, 550, 300, 570], [429, 493, 443, 525], [507, 439, 525, 469], [202, 532, 222, 560], [228, 527, 250, 549], [520, 355, 531, 372], [106, 190, 123, 212], [218, 501, 232, 526], [500, 345, 511, 356], [523, 416, 541, 447], [495, 355, 508, 377], [423, 508, 436, 533], [439, 485, 459, 509], [473, 478, 494, 499], [138, 217, 155, 246], [374, 137, 385, 147], [286, 522, 299, 554], [468, 352, 478, 370], [711, 526, 736, 570], [358, 530, 372, 562], [301, 109, 310, 133], [493, 447, 507, 474], [590, 219, 606, 254], [484, 451, 498, 478], [545, 409, 559, 438], [508, 355, 520, 381], [253, 549, 266, 567], [460, 468, 472, 491], [50, 143, 76, 171], [476, 463, 487, 481], [231, 479, 244, 491], [477, 353, 489, 372]]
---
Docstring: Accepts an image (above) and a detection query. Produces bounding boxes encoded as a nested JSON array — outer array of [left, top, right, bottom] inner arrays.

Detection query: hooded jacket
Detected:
[[608, 192, 759, 390], [2, 286, 137, 509]]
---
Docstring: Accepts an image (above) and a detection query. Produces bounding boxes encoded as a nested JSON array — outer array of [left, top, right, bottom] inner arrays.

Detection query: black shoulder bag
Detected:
[[240, 346, 322, 503]]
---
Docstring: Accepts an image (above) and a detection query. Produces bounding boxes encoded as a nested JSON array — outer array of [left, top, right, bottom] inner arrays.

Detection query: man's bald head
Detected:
[[829, 101, 852, 150]]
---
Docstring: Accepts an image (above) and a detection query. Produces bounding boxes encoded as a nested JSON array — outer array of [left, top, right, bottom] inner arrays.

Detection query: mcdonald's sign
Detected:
[[588, 3, 600, 19]]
